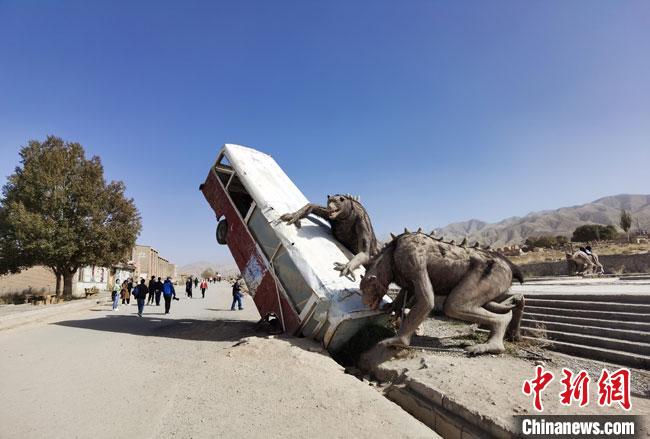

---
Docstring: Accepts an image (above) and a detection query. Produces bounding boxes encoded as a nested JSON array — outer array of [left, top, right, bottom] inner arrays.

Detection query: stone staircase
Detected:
[[521, 293, 650, 369]]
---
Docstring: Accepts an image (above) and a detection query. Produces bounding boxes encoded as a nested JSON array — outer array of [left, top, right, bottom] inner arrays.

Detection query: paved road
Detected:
[[0, 282, 435, 438]]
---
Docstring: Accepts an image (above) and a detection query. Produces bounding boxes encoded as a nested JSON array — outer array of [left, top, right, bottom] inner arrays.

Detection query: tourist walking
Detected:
[[231, 279, 244, 311], [112, 278, 120, 311], [147, 276, 156, 305], [200, 279, 207, 298], [185, 278, 193, 298], [162, 277, 176, 314], [134, 279, 148, 317], [193, 277, 199, 289], [154, 277, 163, 306], [121, 280, 130, 305]]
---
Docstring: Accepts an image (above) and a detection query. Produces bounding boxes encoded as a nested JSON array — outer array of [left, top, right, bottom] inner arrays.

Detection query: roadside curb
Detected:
[[0, 295, 110, 331]]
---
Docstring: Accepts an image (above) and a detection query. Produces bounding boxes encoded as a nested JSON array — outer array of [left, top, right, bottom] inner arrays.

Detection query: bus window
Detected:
[[214, 154, 233, 186], [248, 207, 280, 259], [272, 246, 313, 312], [227, 174, 253, 218]]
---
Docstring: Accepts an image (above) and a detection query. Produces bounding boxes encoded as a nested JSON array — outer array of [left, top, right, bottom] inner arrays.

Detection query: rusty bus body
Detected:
[[200, 144, 388, 352]]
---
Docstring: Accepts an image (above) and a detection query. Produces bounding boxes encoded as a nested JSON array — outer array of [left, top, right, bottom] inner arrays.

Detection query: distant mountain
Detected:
[[178, 260, 239, 277], [435, 194, 650, 247]]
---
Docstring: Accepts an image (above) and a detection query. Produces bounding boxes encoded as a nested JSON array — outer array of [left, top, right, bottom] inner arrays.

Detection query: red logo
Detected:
[[522, 365, 554, 412], [559, 368, 590, 407], [597, 368, 632, 410], [522, 367, 632, 412]]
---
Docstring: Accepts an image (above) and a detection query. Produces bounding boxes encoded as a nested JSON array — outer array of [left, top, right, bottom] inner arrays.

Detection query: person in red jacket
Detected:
[[200, 279, 208, 299]]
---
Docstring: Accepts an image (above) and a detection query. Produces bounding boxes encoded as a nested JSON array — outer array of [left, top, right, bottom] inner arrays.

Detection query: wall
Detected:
[[0, 266, 57, 297], [131, 245, 176, 280], [73, 266, 109, 296], [520, 253, 650, 277]]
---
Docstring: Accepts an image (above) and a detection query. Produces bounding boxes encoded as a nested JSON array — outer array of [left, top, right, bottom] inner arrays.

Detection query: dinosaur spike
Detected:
[[472, 242, 479, 248], [429, 230, 436, 237], [483, 244, 491, 250], [448, 240, 456, 245], [460, 237, 467, 247], [436, 236, 444, 241], [417, 227, 423, 233], [404, 227, 411, 234], [390, 233, 397, 240]]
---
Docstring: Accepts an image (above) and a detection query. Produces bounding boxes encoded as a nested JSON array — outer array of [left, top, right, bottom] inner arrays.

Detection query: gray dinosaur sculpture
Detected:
[[360, 230, 525, 355], [279, 194, 380, 280]]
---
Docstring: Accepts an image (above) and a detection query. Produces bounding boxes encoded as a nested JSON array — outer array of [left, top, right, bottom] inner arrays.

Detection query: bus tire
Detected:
[[216, 219, 228, 245]]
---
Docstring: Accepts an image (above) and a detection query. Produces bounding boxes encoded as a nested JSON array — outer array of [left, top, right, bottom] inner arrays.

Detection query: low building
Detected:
[[0, 244, 175, 301], [130, 245, 176, 280]]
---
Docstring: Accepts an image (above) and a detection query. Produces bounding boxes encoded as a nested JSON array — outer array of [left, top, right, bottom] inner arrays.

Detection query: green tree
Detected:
[[0, 136, 141, 299], [571, 224, 619, 242], [620, 209, 632, 242], [201, 268, 215, 279]]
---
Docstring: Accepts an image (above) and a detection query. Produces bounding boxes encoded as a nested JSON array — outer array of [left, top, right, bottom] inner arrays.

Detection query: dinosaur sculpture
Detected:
[[360, 230, 525, 355], [279, 194, 380, 280], [566, 248, 604, 275]]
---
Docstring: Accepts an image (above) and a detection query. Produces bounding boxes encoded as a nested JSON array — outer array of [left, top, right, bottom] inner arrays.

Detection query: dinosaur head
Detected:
[[327, 194, 354, 220], [360, 274, 384, 310]]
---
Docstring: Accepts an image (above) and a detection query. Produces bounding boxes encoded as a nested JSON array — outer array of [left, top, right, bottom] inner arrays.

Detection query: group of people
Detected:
[[184, 277, 209, 299], [111, 276, 177, 316], [110, 274, 245, 316]]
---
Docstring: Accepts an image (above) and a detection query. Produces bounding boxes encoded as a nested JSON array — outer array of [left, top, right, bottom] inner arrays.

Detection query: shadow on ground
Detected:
[[53, 314, 259, 343]]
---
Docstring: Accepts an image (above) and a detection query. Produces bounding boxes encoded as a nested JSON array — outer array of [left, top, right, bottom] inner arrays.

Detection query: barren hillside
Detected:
[[436, 194, 650, 247]]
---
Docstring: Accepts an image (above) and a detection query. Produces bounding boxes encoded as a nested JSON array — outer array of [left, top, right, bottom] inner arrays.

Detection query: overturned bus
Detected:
[[200, 144, 388, 352]]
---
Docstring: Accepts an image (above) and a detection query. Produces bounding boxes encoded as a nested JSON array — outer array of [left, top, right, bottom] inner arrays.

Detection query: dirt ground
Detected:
[[0, 282, 436, 438]]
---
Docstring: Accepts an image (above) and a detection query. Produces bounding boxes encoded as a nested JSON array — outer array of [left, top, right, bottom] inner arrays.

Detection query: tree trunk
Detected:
[[50, 267, 63, 297], [56, 274, 62, 297], [63, 269, 77, 301]]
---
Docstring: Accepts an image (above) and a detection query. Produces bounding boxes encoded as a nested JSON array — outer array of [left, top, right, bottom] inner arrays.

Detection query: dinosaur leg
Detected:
[[379, 271, 434, 348], [483, 294, 524, 340], [444, 263, 513, 355], [504, 294, 524, 341]]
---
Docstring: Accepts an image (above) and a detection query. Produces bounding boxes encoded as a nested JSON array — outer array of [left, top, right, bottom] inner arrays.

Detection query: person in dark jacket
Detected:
[[193, 277, 199, 289], [231, 279, 244, 311], [134, 279, 148, 317], [162, 277, 176, 314], [147, 276, 156, 305], [154, 277, 164, 306], [185, 278, 193, 298]]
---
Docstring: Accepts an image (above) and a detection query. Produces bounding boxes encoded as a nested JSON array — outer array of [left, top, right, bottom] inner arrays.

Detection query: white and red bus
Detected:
[[200, 144, 388, 352]]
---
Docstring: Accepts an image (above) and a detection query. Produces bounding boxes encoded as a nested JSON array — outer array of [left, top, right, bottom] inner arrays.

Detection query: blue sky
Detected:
[[1, 1, 649, 267]]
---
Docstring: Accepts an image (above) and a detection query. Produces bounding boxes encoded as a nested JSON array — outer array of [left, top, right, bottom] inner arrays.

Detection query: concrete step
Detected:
[[521, 293, 649, 304], [525, 298, 650, 314], [521, 336, 650, 370], [522, 312, 650, 333], [523, 327, 650, 356], [521, 318, 650, 343], [524, 305, 650, 323]]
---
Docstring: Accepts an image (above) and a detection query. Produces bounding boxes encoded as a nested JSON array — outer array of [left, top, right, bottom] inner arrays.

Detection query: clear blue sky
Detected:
[[1, 1, 649, 267]]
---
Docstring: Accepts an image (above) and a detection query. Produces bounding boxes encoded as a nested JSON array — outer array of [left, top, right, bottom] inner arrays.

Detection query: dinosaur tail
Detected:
[[490, 251, 525, 284]]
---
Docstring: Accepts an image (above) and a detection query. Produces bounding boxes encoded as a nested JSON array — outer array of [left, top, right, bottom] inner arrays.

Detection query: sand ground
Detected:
[[0, 282, 436, 439]]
